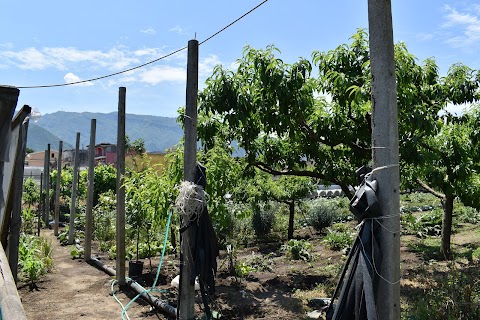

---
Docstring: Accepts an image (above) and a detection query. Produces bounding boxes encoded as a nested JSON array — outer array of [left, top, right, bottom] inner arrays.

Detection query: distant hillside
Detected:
[[34, 111, 183, 152], [27, 123, 73, 152]]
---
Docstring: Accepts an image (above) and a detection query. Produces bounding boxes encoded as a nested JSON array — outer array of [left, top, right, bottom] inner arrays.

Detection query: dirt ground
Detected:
[[18, 222, 480, 320]]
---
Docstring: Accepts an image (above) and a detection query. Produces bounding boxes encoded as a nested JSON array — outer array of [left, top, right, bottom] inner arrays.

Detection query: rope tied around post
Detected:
[[176, 181, 208, 230]]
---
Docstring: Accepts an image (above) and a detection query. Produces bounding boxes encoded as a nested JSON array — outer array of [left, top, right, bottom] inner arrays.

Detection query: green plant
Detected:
[[472, 247, 480, 263], [70, 246, 84, 259], [405, 263, 480, 319], [323, 227, 354, 251], [19, 234, 53, 286], [305, 199, 345, 232], [22, 177, 40, 208], [282, 239, 314, 262], [234, 261, 254, 279], [251, 203, 276, 236], [21, 208, 36, 234]]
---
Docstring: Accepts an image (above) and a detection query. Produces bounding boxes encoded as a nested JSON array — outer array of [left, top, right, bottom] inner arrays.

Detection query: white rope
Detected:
[[175, 181, 207, 228]]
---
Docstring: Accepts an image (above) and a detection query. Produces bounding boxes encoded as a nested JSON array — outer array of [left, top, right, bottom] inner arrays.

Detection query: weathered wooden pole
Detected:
[[116, 88, 127, 286], [38, 172, 43, 236], [0, 87, 18, 224], [84, 119, 96, 261], [7, 106, 31, 283], [178, 39, 198, 320], [68, 133, 80, 245], [54, 141, 63, 236], [368, 0, 401, 319], [43, 148, 49, 226]]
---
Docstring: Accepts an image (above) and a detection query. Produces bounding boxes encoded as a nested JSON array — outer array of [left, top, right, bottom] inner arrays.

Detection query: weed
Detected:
[[19, 234, 53, 286], [282, 239, 314, 262], [323, 226, 354, 251]]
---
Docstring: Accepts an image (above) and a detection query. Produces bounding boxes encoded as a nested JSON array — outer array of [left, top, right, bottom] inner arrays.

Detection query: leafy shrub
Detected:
[[402, 209, 449, 238], [282, 239, 314, 262], [305, 198, 350, 232], [93, 191, 116, 243], [21, 208, 36, 234], [456, 205, 480, 224], [251, 203, 276, 236], [323, 225, 354, 251], [19, 234, 53, 285]]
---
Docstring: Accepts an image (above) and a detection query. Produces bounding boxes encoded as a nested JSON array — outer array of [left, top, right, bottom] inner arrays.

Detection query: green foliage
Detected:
[[405, 264, 480, 319], [305, 198, 351, 232], [21, 208, 36, 234], [472, 247, 480, 263], [234, 262, 254, 279], [93, 164, 117, 205], [401, 209, 445, 238], [93, 190, 116, 243], [323, 224, 354, 251], [70, 246, 84, 259], [22, 177, 40, 208], [251, 203, 276, 236], [19, 234, 53, 285], [282, 239, 314, 262]]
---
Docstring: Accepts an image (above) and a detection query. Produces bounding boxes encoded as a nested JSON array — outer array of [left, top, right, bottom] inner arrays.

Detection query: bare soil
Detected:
[[18, 222, 480, 320]]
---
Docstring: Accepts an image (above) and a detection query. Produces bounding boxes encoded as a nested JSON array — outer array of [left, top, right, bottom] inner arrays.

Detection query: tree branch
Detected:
[[416, 178, 445, 199]]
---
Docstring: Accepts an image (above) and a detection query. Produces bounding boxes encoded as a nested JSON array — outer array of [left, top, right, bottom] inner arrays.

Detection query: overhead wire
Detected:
[[16, 0, 270, 89]]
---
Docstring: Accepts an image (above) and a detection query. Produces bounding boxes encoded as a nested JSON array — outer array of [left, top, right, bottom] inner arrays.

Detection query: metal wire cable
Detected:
[[16, 0, 269, 89]]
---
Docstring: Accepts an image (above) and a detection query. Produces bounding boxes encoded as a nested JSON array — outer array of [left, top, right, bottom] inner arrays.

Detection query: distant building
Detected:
[[63, 149, 88, 167], [95, 143, 117, 165], [25, 150, 59, 167]]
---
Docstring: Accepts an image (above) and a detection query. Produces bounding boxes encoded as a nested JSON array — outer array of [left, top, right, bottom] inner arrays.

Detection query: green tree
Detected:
[[23, 177, 40, 208], [197, 30, 480, 258]]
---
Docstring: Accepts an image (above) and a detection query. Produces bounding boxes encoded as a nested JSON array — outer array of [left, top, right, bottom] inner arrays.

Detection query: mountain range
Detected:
[[27, 111, 183, 152]]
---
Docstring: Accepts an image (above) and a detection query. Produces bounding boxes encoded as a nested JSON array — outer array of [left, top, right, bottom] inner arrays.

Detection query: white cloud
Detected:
[[140, 27, 156, 35], [442, 5, 480, 47], [64, 72, 93, 86], [2, 47, 64, 70], [138, 65, 186, 85], [169, 26, 186, 35], [415, 33, 434, 41], [199, 54, 221, 77]]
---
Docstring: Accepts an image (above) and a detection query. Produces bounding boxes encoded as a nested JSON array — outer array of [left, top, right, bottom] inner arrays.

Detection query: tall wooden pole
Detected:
[[68, 133, 80, 245], [43, 148, 49, 227], [116, 87, 126, 286], [8, 107, 31, 283], [368, 0, 400, 319], [54, 141, 63, 236], [85, 119, 96, 261], [178, 39, 198, 320], [44, 144, 51, 226], [38, 172, 43, 236]]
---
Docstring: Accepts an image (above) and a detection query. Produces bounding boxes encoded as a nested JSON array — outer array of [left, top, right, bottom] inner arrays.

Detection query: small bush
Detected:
[[282, 239, 314, 262], [251, 203, 276, 236], [323, 226, 354, 251], [19, 234, 53, 285], [305, 198, 350, 232], [402, 209, 448, 238]]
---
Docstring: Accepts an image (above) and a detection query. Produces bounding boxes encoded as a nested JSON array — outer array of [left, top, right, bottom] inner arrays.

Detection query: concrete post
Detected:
[[85, 119, 96, 261], [178, 39, 199, 320], [368, 0, 401, 319], [116, 88, 126, 286]]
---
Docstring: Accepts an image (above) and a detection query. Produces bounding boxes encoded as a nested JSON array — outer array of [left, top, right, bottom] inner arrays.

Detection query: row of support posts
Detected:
[[15, 6, 401, 316]]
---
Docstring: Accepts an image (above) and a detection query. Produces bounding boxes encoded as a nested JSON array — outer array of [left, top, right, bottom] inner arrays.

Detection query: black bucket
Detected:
[[128, 260, 144, 277]]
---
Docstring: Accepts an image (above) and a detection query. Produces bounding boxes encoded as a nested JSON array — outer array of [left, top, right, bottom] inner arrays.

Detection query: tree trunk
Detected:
[[440, 194, 455, 260], [288, 201, 295, 240]]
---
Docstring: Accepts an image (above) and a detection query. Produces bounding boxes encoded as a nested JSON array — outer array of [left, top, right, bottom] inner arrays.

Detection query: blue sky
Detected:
[[1, 0, 480, 117]]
